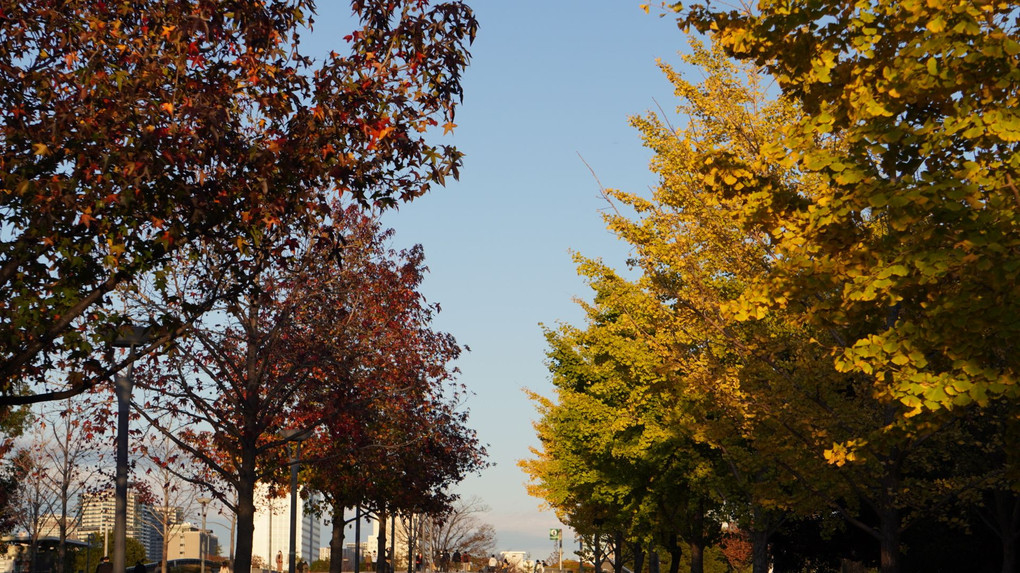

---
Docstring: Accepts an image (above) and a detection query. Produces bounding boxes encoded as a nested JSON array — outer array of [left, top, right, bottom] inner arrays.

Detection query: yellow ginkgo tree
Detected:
[[527, 40, 1011, 573], [674, 0, 1020, 416]]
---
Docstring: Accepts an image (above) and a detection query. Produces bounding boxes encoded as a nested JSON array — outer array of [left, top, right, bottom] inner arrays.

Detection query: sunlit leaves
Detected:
[[0, 0, 477, 407], [676, 0, 1020, 419]]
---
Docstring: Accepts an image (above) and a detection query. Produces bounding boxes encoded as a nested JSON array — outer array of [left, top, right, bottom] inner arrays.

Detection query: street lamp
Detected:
[[281, 429, 310, 573], [198, 497, 212, 573], [113, 324, 150, 573]]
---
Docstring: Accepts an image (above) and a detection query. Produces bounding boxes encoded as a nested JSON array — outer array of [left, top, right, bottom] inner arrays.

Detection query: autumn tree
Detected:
[[36, 398, 105, 573], [132, 205, 483, 573], [10, 442, 55, 573], [292, 210, 486, 573], [674, 0, 1020, 440], [0, 0, 477, 410], [530, 38, 1011, 573], [667, 3, 1020, 570]]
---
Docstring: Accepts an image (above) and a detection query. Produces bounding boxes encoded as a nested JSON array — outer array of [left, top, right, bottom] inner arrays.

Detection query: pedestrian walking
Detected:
[[487, 556, 497, 573], [96, 556, 113, 573]]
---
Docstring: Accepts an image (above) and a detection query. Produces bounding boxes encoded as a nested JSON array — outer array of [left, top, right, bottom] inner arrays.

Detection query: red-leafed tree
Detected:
[[131, 205, 482, 573], [285, 208, 486, 573], [0, 0, 477, 410]]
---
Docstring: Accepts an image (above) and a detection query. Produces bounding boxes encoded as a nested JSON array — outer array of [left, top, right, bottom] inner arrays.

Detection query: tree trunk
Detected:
[[648, 548, 659, 573], [687, 543, 702, 573], [235, 474, 257, 573], [377, 508, 388, 573], [355, 507, 363, 573], [330, 506, 346, 573], [58, 495, 68, 573], [689, 499, 704, 573], [750, 528, 769, 573], [161, 496, 173, 573], [666, 534, 681, 573], [878, 507, 900, 573], [631, 542, 645, 573]]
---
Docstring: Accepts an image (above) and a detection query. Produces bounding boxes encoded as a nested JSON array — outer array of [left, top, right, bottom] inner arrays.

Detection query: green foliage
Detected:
[[74, 535, 147, 573]]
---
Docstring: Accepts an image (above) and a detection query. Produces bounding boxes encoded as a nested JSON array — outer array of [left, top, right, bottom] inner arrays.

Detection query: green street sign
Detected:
[[549, 528, 562, 540]]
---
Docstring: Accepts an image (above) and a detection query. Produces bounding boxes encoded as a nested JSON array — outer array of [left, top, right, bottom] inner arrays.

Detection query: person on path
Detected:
[[452, 551, 461, 571], [133, 560, 146, 573], [487, 556, 497, 573], [96, 556, 113, 573]]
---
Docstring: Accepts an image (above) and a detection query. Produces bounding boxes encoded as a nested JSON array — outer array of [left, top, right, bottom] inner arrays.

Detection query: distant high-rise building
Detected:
[[78, 490, 163, 560], [37, 514, 80, 540], [251, 483, 320, 569], [165, 522, 219, 561]]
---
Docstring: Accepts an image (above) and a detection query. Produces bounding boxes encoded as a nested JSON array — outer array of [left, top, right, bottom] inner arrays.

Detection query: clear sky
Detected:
[[304, 0, 695, 562]]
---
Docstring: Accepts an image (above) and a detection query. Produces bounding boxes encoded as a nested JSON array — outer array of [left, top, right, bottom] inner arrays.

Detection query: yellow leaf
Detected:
[[442, 122, 457, 135], [32, 143, 50, 156]]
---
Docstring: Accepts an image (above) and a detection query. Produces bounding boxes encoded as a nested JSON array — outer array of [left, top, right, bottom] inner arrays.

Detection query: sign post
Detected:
[[548, 529, 563, 571]]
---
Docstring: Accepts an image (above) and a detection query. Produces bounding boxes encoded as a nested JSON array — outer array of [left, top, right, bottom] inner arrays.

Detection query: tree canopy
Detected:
[[0, 0, 477, 409]]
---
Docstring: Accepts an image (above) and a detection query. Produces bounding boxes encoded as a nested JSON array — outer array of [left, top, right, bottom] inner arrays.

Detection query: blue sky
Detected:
[[307, 0, 695, 561]]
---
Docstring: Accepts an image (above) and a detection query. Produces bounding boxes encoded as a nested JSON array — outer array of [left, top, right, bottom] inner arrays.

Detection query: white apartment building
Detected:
[[251, 484, 320, 570], [78, 490, 163, 560]]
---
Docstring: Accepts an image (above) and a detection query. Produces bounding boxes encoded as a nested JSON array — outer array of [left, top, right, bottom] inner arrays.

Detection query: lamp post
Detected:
[[198, 497, 212, 573], [281, 429, 309, 573], [113, 324, 150, 573]]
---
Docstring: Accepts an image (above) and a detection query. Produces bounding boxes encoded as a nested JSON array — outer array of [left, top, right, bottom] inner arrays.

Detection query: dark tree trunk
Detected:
[[330, 506, 345, 573], [377, 508, 388, 573], [687, 543, 702, 573], [878, 506, 900, 573], [235, 473, 258, 573], [666, 534, 681, 573], [355, 507, 363, 573], [689, 499, 705, 573], [648, 548, 659, 573], [750, 528, 769, 573], [631, 542, 645, 573]]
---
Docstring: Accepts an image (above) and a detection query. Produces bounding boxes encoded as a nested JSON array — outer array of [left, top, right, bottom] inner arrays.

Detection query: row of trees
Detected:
[[523, 2, 1019, 573], [0, 2, 487, 573]]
